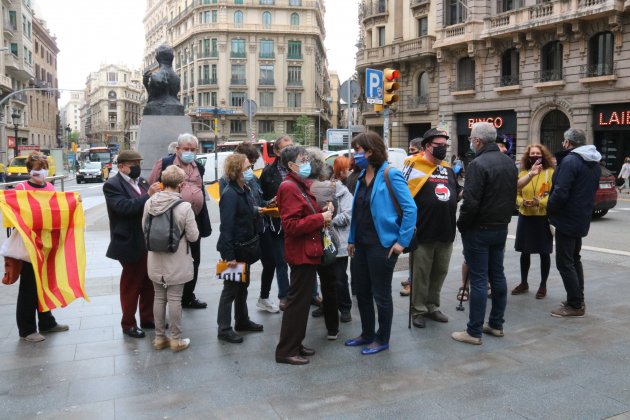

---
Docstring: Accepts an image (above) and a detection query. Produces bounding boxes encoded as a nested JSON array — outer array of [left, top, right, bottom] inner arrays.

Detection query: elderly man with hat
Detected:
[[103, 150, 161, 338], [403, 128, 461, 328]]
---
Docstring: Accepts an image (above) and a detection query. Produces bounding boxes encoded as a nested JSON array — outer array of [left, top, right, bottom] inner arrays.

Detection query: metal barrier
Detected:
[[0, 174, 69, 191]]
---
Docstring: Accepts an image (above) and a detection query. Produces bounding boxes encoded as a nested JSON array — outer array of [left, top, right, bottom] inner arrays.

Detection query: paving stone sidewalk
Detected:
[[1, 204, 629, 419]]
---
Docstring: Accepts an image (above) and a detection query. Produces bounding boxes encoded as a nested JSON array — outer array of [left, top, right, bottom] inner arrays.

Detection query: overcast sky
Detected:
[[34, 0, 359, 105]]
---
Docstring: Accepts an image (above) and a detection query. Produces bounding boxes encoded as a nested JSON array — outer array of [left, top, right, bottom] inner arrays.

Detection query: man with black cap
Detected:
[[104, 150, 161, 338], [547, 128, 601, 318], [403, 128, 461, 328]]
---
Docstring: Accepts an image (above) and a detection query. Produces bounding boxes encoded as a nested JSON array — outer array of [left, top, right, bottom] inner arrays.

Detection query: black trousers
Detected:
[[276, 264, 316, 358], [555, 230, 585, 309], [182, 237, 201, 304], [217, 271, 250, 332], [316, 262, 339, 334], [16, 262, 57, 337], [334, 257, 352, 313]]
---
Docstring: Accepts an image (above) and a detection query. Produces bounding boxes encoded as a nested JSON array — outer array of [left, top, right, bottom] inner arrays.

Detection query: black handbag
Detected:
[[234, 235, 261, 264]]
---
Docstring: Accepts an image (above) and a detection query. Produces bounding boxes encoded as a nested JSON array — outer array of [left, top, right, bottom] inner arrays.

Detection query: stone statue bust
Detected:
[[142, 44, 184, 116]]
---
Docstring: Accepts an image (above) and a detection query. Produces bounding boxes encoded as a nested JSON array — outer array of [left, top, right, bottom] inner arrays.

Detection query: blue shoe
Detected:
[[344, 336, 374, 347], [361, 343, 389, 355]]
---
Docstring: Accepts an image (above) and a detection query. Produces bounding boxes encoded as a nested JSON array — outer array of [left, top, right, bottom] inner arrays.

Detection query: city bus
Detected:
[[87, 146, 114, 178], [216, 140, 276, 164]]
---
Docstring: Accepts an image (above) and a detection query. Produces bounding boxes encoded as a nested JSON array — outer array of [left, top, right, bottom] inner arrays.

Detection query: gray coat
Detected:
[[331, 182, 353, 257]]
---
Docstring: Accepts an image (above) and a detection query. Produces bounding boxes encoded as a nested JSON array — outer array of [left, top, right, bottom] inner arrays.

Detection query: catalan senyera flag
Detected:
[[0, 190, 88, 311], [401, 152, 451, 197]]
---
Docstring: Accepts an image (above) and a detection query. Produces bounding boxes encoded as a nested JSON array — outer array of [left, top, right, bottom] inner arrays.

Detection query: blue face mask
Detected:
[[243, 168, 254, 182], [354, 152, 369, 170], [297, 162, 311, 179], [180, 151, 195, 164]]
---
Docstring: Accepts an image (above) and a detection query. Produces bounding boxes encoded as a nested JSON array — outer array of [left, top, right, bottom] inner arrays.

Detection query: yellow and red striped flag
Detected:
[[0, 190, 88, 311]]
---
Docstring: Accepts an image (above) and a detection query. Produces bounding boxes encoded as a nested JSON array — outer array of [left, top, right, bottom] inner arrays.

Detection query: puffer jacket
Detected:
[[143, 191, 199, 285], [548, 145, 601, 238], [331, 181, 353, 257], [457, 143, 518, 232]]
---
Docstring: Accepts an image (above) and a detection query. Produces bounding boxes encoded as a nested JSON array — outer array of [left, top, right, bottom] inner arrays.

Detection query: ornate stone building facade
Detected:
[[142, 0, 331, 151]]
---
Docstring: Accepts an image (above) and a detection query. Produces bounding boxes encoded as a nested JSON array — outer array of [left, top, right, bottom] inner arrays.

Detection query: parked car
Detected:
[[76, 162, 105, 184], [592, 165, 617, 219]]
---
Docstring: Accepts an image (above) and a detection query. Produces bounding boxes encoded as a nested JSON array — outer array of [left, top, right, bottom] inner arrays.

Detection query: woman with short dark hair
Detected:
[[346, 132, 417, 355], [275, 146, 333, 365]]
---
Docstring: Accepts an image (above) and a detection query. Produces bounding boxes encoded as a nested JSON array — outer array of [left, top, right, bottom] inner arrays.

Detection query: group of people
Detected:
[[10, 123, 603, 363]]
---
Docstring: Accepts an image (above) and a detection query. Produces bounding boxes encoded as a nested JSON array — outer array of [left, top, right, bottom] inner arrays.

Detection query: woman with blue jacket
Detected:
[[346, 132, 417, 355]]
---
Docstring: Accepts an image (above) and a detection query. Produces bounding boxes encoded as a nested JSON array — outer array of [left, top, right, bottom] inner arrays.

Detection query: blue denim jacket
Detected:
[[348, 163, 417, 249]]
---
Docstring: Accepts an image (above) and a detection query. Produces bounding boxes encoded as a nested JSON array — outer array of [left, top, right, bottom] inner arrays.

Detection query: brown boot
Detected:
[[511, 283, 529, 295]]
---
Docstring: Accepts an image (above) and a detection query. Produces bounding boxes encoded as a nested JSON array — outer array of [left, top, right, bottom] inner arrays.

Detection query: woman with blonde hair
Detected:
[[511, 144, 555, 299], [143, 165, 199, 352]]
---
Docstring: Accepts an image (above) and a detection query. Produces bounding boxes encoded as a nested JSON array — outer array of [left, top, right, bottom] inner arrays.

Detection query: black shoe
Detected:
[[218, 329, 243, 343], [140, 322, 155, 329], [311, 296, 322, 307], [182, 298, 207, 309], [340, 312, 352, 323], [122, 326, 145, 338], [299, 345, 316, 356], [412, 316, 426, 329], [234, 320, 263, 332], [311, 307, 324, 318]]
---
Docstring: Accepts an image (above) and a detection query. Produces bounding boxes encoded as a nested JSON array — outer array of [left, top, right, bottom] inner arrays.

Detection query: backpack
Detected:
[[144, 200, 185, 253]]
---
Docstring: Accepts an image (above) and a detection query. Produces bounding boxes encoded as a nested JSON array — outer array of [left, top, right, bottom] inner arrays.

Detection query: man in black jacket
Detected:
[[547, 128, 601, 318], [452, 122, 518, 345], [104, 150, 161, 338], [258, 136, 293, 311]]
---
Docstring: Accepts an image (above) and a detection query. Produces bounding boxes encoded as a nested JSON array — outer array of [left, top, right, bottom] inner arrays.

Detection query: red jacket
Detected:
[[277, 172, 324, 266]]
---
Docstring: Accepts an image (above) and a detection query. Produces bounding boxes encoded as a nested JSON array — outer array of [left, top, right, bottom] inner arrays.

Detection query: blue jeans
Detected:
[[259, 230, 289, 299], [351, 244, 398, 345], [461, 228, 508, 338]]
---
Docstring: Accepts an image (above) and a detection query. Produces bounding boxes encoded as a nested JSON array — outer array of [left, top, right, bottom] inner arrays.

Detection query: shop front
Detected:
[[455, 110, 517, 165], [593, 104, 630, 174]]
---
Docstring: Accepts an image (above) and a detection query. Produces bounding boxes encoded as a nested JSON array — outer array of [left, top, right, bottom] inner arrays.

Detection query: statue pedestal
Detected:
[[137, 115, 192, 178]]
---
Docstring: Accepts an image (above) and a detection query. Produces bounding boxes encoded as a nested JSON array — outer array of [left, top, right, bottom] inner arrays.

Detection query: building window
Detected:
[[418, 17, 428, 37], [108, 72, 118, 82], [259, 64, 274, 85], [290, 0, 301, 5], [230, 92, 246, 107], [260, 0, 274, 4], [231, 64, 246, 84], [445, 0, 467, 25], [587, 32, 613, 77], [260, 92, 274, 107], [377, 27, 385, 47], [262, 11, 272, 27], [290, 12, 300, 27], [540, 41, 563, 82], [500, 48, 519, 86], [230, 119, 245, 133], [234, 10, 243, 26], [211, 91, 218, 107], [457, 57, 475, 90], [288, 41, 302, 59], [497, 0, 521, 13], [259, 120, 274, 133], [231, 39, 246, 58], [417, 72, 428, 101], [287, 66, 302, 86], [212, 10, 218, 23], [260, 40, 274, 58], [235, 0, 243, 4], [288, 92, 301, 108]]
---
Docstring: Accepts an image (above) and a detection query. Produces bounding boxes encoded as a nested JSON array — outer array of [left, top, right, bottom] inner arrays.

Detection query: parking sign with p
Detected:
[[366, 68, 383, 104]]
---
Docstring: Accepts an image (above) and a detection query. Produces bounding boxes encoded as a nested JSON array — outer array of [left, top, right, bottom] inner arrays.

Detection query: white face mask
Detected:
[[30, 169, 49, 179]]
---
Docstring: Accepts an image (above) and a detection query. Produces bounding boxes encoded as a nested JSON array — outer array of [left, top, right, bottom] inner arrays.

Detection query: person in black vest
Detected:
[[104, 150, 161, 338], [258, 136, 293, 310], [148, 133, 212, 309]]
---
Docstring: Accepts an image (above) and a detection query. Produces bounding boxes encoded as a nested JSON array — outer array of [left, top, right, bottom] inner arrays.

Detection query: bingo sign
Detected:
[[365, 68, 383, 105], [456, 111, 516, 136]]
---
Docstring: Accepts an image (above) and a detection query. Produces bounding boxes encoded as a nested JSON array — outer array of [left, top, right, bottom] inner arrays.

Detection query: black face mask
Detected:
[[528, 156, 541, 167], [128, 165, 141, 180], [431, 145, 448, 161]]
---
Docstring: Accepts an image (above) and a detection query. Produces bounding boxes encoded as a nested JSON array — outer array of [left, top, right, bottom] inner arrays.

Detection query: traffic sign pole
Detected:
[[383, 107, 390, 148], [347, 79, 352, 156]]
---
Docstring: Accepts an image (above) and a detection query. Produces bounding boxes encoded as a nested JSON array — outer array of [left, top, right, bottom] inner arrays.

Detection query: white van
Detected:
[[196, 152, 265, 183], [325, 148, 408, 170]]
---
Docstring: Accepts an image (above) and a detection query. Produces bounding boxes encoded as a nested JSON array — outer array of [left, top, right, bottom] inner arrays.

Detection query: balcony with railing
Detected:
[[356, 35, 435, 68], [361, 0, 388, 26], [198, 78, 218, 86], [482, 0, 622, 39], [198, 50, 218, 59], [449, 80, 475, 95], [230, 77, 247, 86], [493, 75, 522, 92], [533, 69, 566, 89], [579, 63, 617, 84], [259, 77, 275, 86], [4, 19, 16, 36], [0, 74, 12, 91], [230, 51, 247, 59], [287, 79, 303, 88]]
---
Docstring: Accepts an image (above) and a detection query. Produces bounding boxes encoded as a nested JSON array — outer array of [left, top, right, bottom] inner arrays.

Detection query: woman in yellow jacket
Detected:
[[511, 144, 555, 299]]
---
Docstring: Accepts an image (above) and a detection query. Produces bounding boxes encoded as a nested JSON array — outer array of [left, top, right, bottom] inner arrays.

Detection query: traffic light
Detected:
[[383, 68, 400, 106], [71, 143, 78, 153]]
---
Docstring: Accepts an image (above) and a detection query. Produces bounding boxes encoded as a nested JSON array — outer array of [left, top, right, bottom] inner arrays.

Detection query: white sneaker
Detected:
[[257, 298, 280, 313], [21, 332, 46, 342]]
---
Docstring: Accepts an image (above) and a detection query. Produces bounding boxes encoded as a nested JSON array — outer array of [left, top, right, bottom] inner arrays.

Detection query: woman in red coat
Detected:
[[275, 146, 333, 365]]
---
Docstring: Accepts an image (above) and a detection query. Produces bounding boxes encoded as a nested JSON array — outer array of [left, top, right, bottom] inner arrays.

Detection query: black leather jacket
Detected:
[[457, 143, 518, 232]]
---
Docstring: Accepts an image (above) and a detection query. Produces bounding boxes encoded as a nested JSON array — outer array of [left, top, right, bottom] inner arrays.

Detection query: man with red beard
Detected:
[[403, 128, 461, 329]]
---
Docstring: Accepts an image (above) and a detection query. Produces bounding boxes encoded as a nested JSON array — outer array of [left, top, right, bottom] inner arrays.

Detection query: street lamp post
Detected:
[[11, 109, 20, 158]]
